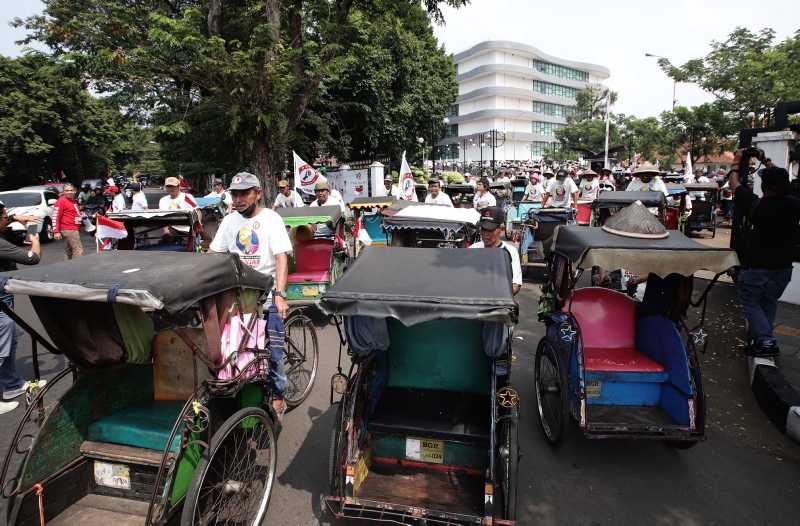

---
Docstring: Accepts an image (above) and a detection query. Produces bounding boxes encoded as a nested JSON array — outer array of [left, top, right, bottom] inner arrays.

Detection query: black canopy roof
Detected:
[[320, 247, 518, 325], [594, 191, 665, 208], [348, 196, 396, 209], [1, 252, 272, 314], [684, 183, 720, 192], [276, 205, 342, 224], [552, 225, 738, 277]]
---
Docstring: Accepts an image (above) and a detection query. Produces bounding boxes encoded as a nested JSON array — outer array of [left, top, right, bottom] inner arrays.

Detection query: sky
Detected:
[[1, 0, 798, 118]]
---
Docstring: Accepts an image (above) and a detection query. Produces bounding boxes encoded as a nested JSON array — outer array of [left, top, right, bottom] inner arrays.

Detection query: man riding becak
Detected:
[[209, 172, 292, 419], [470, 206, 522, 296], [542, 168, 579, 209]]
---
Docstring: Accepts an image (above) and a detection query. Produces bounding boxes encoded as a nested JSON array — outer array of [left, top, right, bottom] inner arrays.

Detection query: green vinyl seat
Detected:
[[87, 400, 185, 452]]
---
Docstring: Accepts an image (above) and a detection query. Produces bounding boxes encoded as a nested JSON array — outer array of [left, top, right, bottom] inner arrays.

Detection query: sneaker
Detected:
[[2, 379, 48, 401], [0, 401, 19, 415], [744, 342, 780, 358]]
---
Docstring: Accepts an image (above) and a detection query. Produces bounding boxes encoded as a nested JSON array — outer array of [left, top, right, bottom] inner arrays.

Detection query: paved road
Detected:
[[1, 236, 799, 525]]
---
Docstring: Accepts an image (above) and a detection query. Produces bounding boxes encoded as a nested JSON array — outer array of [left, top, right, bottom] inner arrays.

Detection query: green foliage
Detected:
[[0, 53, 140, 188], [658, 27, 800, 126], [20, 0, 467, 202], [555, 119, 619, 158], [573, 84, 617, 121], [441, 171, 464, 184]]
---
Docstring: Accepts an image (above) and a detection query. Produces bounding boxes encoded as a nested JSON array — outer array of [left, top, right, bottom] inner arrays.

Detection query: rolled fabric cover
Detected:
[[344, 315, 390, 357], [482, 321, 509, 358]]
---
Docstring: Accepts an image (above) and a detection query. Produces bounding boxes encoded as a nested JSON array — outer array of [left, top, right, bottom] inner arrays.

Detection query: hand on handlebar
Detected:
[[274, 295, 289, 319]]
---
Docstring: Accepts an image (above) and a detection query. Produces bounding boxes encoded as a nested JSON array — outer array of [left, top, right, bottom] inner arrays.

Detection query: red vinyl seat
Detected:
[[289, 239, 333, 283], [566, 287, 665, 374], [287, 270, 331, 283]]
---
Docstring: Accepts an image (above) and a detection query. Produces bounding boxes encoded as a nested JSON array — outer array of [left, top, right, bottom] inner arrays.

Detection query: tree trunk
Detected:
[[254, 140, 277, 206]]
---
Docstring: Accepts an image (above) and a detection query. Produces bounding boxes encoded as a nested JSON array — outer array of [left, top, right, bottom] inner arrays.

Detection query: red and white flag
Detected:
[[96, 214, 128, 240], [399, 151, 417, 201]]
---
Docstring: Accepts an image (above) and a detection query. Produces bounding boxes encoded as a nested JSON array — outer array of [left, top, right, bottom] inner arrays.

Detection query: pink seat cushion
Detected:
[[288, 270, 331, 283], [584, 347, 665, 373], [567, 287, 636, 349], [295, 239, 333, 273]]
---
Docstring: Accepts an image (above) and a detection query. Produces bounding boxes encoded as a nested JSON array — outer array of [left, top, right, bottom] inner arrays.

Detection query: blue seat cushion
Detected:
[[88, 400, 185, 452]]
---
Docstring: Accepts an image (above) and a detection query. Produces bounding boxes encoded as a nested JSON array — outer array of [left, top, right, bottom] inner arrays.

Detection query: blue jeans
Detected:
[[266, 304, 287, 396], [0, 311, 24, 395], [736, 268, 792, 347]]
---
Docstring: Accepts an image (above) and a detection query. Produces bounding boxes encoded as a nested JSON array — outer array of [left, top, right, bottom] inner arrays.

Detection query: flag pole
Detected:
[[603, 93, 611, 170]]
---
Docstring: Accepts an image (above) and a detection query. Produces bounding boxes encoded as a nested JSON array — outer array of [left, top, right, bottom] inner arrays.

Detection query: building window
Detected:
[[532, 80, 577, 101], [533, 60, 589, 82], [448, 104, 459, 117], [438, 143, 459, 160], [532, 101, 577, 119], [531, 141, 560, 157], [532, 121, 566, 137], [443, 124, 458, 138]]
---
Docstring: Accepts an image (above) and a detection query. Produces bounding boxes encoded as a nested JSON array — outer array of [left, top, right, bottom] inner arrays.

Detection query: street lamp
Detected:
[[433, 116, 450, 176], [645, 52, 677, 110], [417, 137, 425, 167]]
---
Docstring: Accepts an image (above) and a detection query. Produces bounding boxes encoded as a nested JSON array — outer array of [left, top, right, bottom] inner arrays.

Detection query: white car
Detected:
[[0, 187, 60, 242]]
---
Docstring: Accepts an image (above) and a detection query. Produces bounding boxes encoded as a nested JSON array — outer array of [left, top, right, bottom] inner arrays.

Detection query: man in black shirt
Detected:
[[735, 166, 800, 357], [0, 202, 43, 414]]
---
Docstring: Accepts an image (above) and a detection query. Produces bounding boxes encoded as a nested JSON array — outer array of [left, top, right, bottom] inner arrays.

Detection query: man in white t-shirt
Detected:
[[272, 180, 305, 209], [209, 172, 292, 418], [542, 169, 579, 208], [159, 177, 198, 211], [110, 187, 126, 213], [625, 163, 668, 196], [522, 172, 544, 201], [384, 175, 401, 198], [130, 183, 148, 211], [470, 207, 522, 295], [424, 179, 453, 207], [473, 178, 497, 210], [577, 169, 600, 201], [463, 173, 477, 189], [205, 178, 233, 211], [310, 181, 345, 213]]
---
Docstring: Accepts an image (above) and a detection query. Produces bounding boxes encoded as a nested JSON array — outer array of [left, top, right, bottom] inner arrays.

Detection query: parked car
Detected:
[[79, 178, 104, 190], [0, 189, 58, 242]]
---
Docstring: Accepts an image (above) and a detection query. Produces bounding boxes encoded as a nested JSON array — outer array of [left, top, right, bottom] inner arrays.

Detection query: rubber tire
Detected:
[[534, 337, 569, 446], [283, 313, 319, 411], [40, 218, 54, 243], [496, 419, 519, 521], [327, 402, 344, 496], [180, 407, 277, 526]]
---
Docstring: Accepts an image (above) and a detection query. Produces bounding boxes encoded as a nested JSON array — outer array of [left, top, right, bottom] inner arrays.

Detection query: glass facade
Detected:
[[533, 60, 589, 82], [532, 101, 577, 119], [448, 104, 459, 117], [532, 121, 566, 137], [531, 141, 561, 157], [443, 124, 458, 138], [439, 143, 459, 160], [532, 80, 577, 100]]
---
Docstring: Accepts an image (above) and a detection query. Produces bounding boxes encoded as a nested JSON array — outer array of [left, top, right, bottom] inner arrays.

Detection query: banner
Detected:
[[684, 151, 694, 183], [293, 151, 325, 194], [399, 151, 417, 201]]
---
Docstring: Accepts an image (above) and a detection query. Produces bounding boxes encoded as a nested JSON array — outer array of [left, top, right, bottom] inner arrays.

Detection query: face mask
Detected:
[[239, 202, 257, 218]]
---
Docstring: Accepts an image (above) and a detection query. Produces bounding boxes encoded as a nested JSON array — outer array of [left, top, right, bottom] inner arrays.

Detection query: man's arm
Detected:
[[0, 235, 40, 265], [274, 252, 289, 318], [541, 193, 551, 208], [52, 199, 62, 240], [571, 192, 580, 207]]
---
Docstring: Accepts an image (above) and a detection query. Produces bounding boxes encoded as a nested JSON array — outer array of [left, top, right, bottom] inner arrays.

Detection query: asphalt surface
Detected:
[[0, 234, 799, 525]]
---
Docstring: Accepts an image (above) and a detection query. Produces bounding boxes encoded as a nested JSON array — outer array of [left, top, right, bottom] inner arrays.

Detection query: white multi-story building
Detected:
[[440, 41, 610, 162]]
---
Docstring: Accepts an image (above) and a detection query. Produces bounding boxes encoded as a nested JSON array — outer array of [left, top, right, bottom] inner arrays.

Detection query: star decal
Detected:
[[691, 328, 708, 347], [560, 324, 576, 343], [497, 387, 520, 408]]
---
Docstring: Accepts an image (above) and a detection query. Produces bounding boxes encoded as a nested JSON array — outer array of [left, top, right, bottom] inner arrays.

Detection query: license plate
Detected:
[[93, 461, 131, 490], [301, 285, 318, 297], [586, 381, 602, 398], [405, 437, 444, 464]]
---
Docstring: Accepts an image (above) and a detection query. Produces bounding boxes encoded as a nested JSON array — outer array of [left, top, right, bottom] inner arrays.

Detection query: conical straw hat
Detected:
[[601, 201, 669, 239]]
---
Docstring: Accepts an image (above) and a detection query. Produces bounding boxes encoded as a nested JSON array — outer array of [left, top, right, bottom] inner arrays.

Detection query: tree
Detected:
[[657, 27, 800, 127], [19, 0, 468, 202], [555, 119, 620, 159], [573, 84, 618, 122], [0, 53, 140, 188]]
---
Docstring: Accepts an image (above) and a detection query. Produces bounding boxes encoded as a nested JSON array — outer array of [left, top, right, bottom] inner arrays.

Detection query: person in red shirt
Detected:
[[53, 184, 84, 259]]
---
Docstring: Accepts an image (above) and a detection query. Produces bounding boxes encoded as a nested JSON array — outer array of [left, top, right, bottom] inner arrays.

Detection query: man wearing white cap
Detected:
[[625, 163, 668, 196], [209, 172, 292, 419]]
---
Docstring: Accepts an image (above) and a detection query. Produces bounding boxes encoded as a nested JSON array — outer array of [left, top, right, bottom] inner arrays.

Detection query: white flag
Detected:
[[684, 151, 694, 183], [398, 151, 418, 201], [293, 151, 326, 195]]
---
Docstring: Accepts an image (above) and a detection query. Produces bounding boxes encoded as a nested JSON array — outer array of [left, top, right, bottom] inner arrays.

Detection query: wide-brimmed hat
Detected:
[[602, 201, 668, 239], [582, 169, 597, 177], [633, 162, 660, 176]]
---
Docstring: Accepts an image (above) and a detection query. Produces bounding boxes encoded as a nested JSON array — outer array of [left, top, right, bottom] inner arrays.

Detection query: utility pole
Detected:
[[645, 53, 677, 110]]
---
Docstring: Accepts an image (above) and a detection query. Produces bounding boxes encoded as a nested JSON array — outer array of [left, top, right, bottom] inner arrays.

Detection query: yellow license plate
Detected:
[[586, 380, 602, 398], [405, 437, 444, 464], [301, 286, 318, 297]]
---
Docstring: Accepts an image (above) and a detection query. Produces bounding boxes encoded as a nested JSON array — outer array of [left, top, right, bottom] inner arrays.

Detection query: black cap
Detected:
[[478, 206, 505, 230]]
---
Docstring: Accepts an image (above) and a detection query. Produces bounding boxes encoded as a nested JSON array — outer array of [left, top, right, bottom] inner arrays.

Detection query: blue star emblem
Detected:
[[560, 325, 576, 343], [691, 328, 708, 347]]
